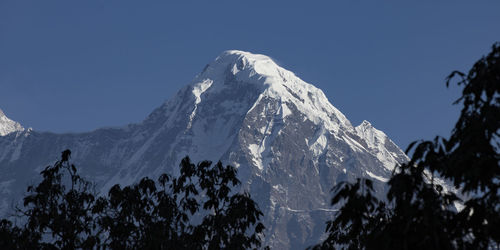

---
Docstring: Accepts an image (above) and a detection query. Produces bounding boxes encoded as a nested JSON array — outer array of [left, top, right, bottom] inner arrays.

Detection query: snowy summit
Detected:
[[191, 50, 353, 133], [0, 109, 24, 136]]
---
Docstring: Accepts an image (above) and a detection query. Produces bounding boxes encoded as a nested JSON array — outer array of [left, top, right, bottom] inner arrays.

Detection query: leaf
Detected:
[[405, 140, 420, 155]]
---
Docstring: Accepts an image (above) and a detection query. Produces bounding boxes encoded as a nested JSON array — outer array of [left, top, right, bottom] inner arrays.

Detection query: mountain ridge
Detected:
[[0, 50, 408, 249]]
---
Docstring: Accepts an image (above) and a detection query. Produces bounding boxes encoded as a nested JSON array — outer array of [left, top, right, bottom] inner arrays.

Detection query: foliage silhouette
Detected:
[[19, 149, 102, 249], [311, 42, 500, 250], [0, 151, 266, 249]]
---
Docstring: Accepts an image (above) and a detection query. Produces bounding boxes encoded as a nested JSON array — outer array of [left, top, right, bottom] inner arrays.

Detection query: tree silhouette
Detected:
[[100, 157, 266, 249], [309, 178, 387, 249], [0, 218, 40, 249], [0, 151, 266, 249], [312, 42, 500, 249], [19, 149, 102, 249]]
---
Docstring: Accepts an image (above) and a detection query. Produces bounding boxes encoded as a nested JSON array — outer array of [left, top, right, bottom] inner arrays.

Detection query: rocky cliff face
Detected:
[[0, 50, 408, 249]]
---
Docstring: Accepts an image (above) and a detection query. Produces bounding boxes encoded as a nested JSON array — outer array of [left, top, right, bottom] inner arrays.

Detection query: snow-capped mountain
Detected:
[[0, 50, 408, 249], [0, 109, 24, 136]]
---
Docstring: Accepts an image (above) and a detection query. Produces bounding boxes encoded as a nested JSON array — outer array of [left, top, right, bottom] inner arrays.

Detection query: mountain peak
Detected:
[[197, 50, 286, 86], [218, 50, 277, 63], [184, 50, 355, 134], [359, 120, 373, 127], [0, 109, 24, 136], [356, 120, 385, 144], [355, 120, 409, 170]]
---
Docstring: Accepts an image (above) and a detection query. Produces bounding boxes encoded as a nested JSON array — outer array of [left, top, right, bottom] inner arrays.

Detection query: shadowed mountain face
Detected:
[[0, 50, 408, 249]]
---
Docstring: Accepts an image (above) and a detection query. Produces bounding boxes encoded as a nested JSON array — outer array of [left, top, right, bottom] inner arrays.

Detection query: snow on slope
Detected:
[[196, 50, 353, 134], [0, 50, 411, 249], [0, 109, 24, 136], [355, 120, 409, 171], [187, 50, 406, 173]]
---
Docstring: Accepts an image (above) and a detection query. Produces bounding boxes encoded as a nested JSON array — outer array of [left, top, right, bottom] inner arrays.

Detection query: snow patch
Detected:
[[343, 135, 365, 152], [309, 133, 327, 157], [187, 79, 213, 129], [366, 170, 389, 182], [0, 109, 24, 136], [281, 102, 292, 118], [248, 143, 264, 170], [192, 79, 213, 105], [356, 120, 408, 171]]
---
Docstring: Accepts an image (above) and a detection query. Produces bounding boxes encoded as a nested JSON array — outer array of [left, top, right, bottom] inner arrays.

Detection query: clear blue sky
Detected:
[[1, 1, 499, 149]]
